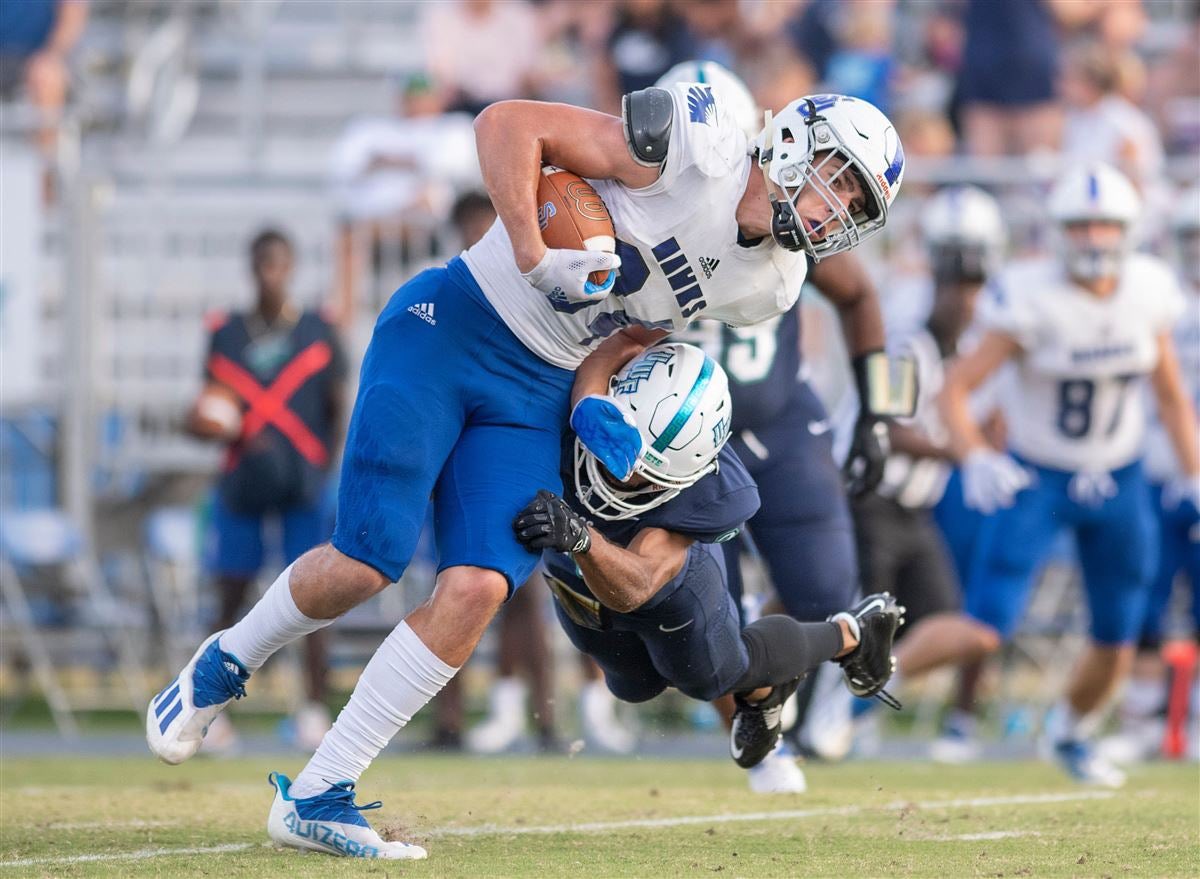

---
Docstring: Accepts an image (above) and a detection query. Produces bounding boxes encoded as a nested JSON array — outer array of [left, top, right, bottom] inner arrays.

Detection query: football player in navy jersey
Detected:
[[514, 344, 904, 778]]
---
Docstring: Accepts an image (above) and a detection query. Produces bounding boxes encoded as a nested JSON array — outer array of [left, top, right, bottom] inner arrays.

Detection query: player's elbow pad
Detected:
[[622, 87, 673, 167]]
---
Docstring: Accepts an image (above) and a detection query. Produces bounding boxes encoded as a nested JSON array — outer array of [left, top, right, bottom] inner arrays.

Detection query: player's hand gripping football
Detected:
[[521, 248, 622, 304], [513, 489, 593, 555]]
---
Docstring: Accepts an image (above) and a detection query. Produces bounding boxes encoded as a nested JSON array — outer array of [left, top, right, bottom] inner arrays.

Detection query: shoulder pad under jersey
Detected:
[[621, 87, 673, 167]]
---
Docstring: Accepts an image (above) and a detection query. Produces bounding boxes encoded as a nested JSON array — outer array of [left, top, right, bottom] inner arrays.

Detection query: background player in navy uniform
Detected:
[[848, 187, 1008, 749], [653, 65, 899, 782], [513, 344, 904, 779], [147, 80, 904, 859], [189, 229, 347, 754]]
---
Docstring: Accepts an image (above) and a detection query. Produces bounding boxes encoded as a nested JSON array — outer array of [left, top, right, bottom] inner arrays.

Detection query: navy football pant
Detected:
[[724, 382, 859, 623]]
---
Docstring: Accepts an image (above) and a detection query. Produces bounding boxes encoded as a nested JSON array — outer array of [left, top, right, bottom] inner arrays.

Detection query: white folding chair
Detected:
[[0, 508, 150, 737]]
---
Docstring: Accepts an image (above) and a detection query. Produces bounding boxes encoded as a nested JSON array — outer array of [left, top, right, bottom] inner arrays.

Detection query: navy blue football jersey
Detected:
[[673, 298, 802, 433], [543, 443, 760, 602]]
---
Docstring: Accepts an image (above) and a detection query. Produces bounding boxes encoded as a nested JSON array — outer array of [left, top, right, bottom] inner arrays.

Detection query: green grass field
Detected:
[[1, 755, 1196, 877]]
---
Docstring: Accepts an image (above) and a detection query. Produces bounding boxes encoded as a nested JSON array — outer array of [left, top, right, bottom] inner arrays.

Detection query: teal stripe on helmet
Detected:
[[651, 356, 714, 453]]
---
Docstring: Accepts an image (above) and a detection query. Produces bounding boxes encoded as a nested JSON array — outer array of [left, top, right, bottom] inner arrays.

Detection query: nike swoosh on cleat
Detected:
[[658, 620, 694, 633]]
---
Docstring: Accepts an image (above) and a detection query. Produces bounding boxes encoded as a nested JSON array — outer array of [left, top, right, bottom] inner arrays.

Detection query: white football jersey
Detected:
[[1143, 283, 1200, 483], [462, 83, 806, 370], [978, 254, 1185, 473]]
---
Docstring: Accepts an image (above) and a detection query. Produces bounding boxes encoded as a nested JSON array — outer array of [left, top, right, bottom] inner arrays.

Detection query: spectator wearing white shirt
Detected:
[[328, 74, 480, 325], [422, 0, 544, 115], [1061, 41, 1167, 234]]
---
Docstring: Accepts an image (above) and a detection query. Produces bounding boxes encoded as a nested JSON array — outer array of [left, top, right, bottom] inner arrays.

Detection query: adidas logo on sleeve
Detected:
[[698, 257, 720, 279], [406, 302, 437, 325]]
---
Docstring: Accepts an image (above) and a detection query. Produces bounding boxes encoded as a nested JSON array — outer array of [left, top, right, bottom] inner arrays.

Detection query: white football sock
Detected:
[[290, 621, 458, 799], [1048, 700, 1101, 742], [218, 564, 331, 671]]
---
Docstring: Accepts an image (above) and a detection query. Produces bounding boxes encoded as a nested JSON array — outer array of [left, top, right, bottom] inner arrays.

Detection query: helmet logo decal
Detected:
[[796, 94, 840, 117], [651, 357, 715, 453], [687, 86, 717, 126], [614, 348, 675, 395], [883, 132, 904, 187], [711, 415, 731, 447]]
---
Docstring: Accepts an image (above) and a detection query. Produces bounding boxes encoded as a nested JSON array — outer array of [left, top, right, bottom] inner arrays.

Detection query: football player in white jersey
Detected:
[[1107, 184, 1200, 762], [940, 163, 1200, 787], [146, 80, 905, 858], [653, 62, 903, 793]]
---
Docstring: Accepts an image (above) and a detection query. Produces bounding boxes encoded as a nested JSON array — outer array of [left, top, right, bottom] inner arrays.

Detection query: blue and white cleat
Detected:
[[146, 631, 249, 765], [267, 773, 428, 859], [1047, 738, 1127, 789]]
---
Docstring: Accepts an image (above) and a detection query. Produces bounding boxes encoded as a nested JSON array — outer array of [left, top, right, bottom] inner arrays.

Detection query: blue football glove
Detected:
[[570, 394, 643, 482]]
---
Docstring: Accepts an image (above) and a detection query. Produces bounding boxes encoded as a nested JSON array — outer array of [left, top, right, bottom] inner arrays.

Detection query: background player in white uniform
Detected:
[[1107, 184, 1200, 762], [940, 163, 1200, 788], [148, 79, 905, 858]]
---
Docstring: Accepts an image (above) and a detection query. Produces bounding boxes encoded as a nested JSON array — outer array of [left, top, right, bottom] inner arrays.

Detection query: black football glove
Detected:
[[843, 414, 889, 497], [513, 489, 593, 555], [842, 351, 891, 497]]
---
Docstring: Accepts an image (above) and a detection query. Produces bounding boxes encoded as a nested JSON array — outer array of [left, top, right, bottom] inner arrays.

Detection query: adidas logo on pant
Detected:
[[698, 257, 720, 279], [407, 302, 437, 325]]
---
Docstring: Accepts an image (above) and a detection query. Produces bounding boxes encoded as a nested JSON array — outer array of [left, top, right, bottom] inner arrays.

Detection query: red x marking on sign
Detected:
[[208, 340, 332, 469]]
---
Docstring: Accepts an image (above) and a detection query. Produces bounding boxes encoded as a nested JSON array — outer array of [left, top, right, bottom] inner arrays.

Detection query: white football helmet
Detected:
[[1171, 184, 1200, 286], [753, 94, 904, 260], [921, 185, 1008, 282], [1048, 162, 1141, 281], [656, 60, 760, 140], [574, 343, 732, 521]]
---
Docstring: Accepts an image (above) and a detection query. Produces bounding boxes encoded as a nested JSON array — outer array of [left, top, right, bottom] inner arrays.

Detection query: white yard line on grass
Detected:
[[39, 819, 180, 831], [429, 790, 1115, 837], [930, 831, 1042, 841], [0, 790, 1114, 868], [0, 844, 257, 868]]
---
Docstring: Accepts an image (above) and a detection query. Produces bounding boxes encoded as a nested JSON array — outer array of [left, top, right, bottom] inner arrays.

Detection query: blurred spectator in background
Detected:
[[1060, 40, 1167, 235], [593, 0, 696, 114], [0, 0, 87, 190], [422, 0, 543, 115], [742, 39, 814, 116], [1146, 5, 1200, 156], [424, 192, 559, 754], [956, 0, 1063, 156], [787, 0, 842, 86], [822, 0, 895, 112], [190, 230, 347, 754], [329, 73, 479, 323], [675, 0, 746, 70], [531, 1, 613, 107]]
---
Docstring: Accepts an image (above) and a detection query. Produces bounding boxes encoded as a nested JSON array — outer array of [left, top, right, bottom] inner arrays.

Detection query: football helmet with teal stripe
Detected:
[[574, 343, 732, 520]]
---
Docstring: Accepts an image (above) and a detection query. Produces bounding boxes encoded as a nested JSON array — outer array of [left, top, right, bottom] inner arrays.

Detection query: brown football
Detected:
[[190, 382, 242, 441], [536, 166, 616, 286]]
